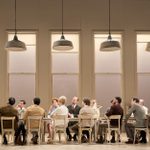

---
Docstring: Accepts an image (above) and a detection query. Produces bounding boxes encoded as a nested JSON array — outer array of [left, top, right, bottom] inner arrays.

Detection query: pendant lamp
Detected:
[[53, 0, 73, 50], [100, 0, 120, 51], [5, 0, 26, 51]]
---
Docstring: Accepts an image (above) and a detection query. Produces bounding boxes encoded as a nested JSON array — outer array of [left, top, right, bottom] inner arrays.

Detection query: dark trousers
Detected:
[[15, 122, 26, 143], [125, 123, 134, 141], [66, 121, 78, 138]]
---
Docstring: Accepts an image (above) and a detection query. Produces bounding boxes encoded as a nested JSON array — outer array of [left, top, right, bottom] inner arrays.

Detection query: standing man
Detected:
[[124, 98, 146, 144], [66, 96, 81, 141]]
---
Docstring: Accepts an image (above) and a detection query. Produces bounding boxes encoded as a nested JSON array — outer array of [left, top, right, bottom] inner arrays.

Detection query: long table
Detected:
[[42, 117, 98, 142]]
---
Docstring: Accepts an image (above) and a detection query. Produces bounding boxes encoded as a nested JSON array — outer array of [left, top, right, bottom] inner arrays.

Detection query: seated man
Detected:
[[16, 99, 26, 120], [66, 96, 81, 141], [23, 97, 45, 144], [124, 97, 146, 144], [0, 97, 19, 145], [79, 98, 98, 143], [105, 97, 123, 143]]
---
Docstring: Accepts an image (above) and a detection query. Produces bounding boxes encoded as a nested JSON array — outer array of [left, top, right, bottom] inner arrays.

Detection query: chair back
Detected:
[[107, 115, 121, 129], [27, 116, 43, 132], [79, 114, 96, 128], [53, 115, 68, 128], [78, 114, 96, 143], [106, 115, 121, 142], [1, 116, 15, 132], [52, 115, 68, 143], [146, 114, 150, 128], [1, 116, 16, 143]]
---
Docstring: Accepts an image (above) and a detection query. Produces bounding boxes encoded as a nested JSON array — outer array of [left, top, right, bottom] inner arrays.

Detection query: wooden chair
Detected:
[[106, 115, 121, 142], [27, 116, 43, 144], [1, 116, 15, 144], [98, 115, 108, 143], [52, 115, 68, 143], [133, 117, 149, 144], [78, 115, 96, 144]]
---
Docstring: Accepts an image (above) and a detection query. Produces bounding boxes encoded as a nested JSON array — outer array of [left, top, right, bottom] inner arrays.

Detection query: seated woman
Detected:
[[47, 96, 68, 144], [47, 98, 58, 142]]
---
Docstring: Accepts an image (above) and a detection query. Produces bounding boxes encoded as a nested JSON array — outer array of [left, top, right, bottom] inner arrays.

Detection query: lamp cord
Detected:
[[108, 0, 112, 40], [14, 0, 17, 35], [61, 0, 64, 36]]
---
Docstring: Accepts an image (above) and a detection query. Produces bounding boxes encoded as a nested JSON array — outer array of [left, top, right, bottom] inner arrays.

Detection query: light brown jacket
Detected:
[[23, 104, 45, 128]]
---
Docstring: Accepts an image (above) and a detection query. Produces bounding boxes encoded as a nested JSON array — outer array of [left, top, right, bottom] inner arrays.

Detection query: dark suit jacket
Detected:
[[67, 105, 81, 118], [105, 104, 123, 126], [0, 104, 19, 132]]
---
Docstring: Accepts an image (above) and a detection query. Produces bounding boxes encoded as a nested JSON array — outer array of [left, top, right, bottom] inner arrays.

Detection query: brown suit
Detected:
[[23, 104, 45, 129], [0, 104, 19, 132]]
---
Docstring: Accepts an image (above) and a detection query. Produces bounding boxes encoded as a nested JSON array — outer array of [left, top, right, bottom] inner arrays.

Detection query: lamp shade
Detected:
[[146, 42, 150, 51], [100, 40, 120, 51], [53, 35, 73, 50], [5, 35, 26, 51]]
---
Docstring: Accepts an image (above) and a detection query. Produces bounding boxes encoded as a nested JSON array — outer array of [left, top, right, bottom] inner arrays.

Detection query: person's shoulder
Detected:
[[109, 105, 116, 110], [144, 105, 148, 109], [38, 105, 45, 111], [26, 105, 33, 110], [79, 107, 84, 112], [116, 104, 124, 109], [13, 108, 18, 114], [63, 105, 68, 110], [0, 105, 7, 110], [76, 105, 81, 109], [67, 105, 71, 108]]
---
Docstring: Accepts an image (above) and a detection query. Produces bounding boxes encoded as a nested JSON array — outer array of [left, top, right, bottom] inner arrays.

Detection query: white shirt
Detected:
[[51, 105, 68, 126], [17, 107, 26, 119], [51, 105, 68, 116]]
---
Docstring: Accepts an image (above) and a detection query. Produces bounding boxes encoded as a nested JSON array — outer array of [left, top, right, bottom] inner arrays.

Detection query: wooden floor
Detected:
[[0, 132, 149, 150]]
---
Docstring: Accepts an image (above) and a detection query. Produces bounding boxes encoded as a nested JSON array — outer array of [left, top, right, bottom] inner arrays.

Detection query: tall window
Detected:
[[94, 33, 122, 112], [51, 32, 79, 103], [137, 33, 150, 108], [8, 32, 36, 106]]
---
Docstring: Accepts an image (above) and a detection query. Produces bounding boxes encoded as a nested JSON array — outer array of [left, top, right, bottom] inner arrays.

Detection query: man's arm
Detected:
[[23, 109, 28, 124], [125, 105, 136, 122], [105, 106, 114, 117]]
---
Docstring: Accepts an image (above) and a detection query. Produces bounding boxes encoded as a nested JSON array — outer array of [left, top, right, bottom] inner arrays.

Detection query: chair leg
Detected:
[[53, 129, 56, 142], [38, 132, 40, 145], [147, 129, 149, 142], [78, 128, 81, 144], [133, 129, 137, 144], [27, 132, 30, 144], [64, 130, 67, 144], [116, 131, 120, 142], [58, 131, 61, 142], [89, 130, 91, 144]]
